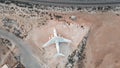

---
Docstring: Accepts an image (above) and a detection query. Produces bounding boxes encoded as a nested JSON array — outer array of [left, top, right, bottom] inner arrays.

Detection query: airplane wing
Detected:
[[57, 37, 72, 43], [43, 37, 55, 47], [43, 37, 71, 47]]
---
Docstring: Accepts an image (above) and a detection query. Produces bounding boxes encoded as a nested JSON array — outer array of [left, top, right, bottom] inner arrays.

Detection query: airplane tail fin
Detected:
[[54, 53, 65, 58]]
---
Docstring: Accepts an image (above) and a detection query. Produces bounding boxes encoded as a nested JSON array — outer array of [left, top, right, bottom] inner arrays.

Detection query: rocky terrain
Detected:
[[0, 1, 120, 68], [0, 38, 17, 68]]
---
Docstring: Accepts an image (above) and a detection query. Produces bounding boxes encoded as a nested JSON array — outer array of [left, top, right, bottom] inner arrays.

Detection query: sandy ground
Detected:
[[1, 10, 120, 68], [0, 3, 120, 68], [81, 12, 120, 68], [26, 20, 90, 68], [36, 12, 120, 68]]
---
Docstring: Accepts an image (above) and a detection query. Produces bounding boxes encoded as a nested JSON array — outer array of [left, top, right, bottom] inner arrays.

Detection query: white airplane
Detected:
[[43, 28, 72, 57]]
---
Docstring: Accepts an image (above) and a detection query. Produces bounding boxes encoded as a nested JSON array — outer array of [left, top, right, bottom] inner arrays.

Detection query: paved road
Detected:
[[5, 0, 120, 7], [11, 0, 120, 3], [0, 30, 41, 68]]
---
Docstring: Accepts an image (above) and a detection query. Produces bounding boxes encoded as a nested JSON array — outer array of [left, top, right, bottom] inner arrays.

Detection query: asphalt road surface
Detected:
[[6, 0, 120, 6], [0, 29, 41, 68], [11, 0, 120, 3]]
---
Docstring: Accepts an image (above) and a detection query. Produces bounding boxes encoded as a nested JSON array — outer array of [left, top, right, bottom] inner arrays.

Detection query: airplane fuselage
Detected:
[[43, 28, 71, 57], [53, 29, 60, 54]]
